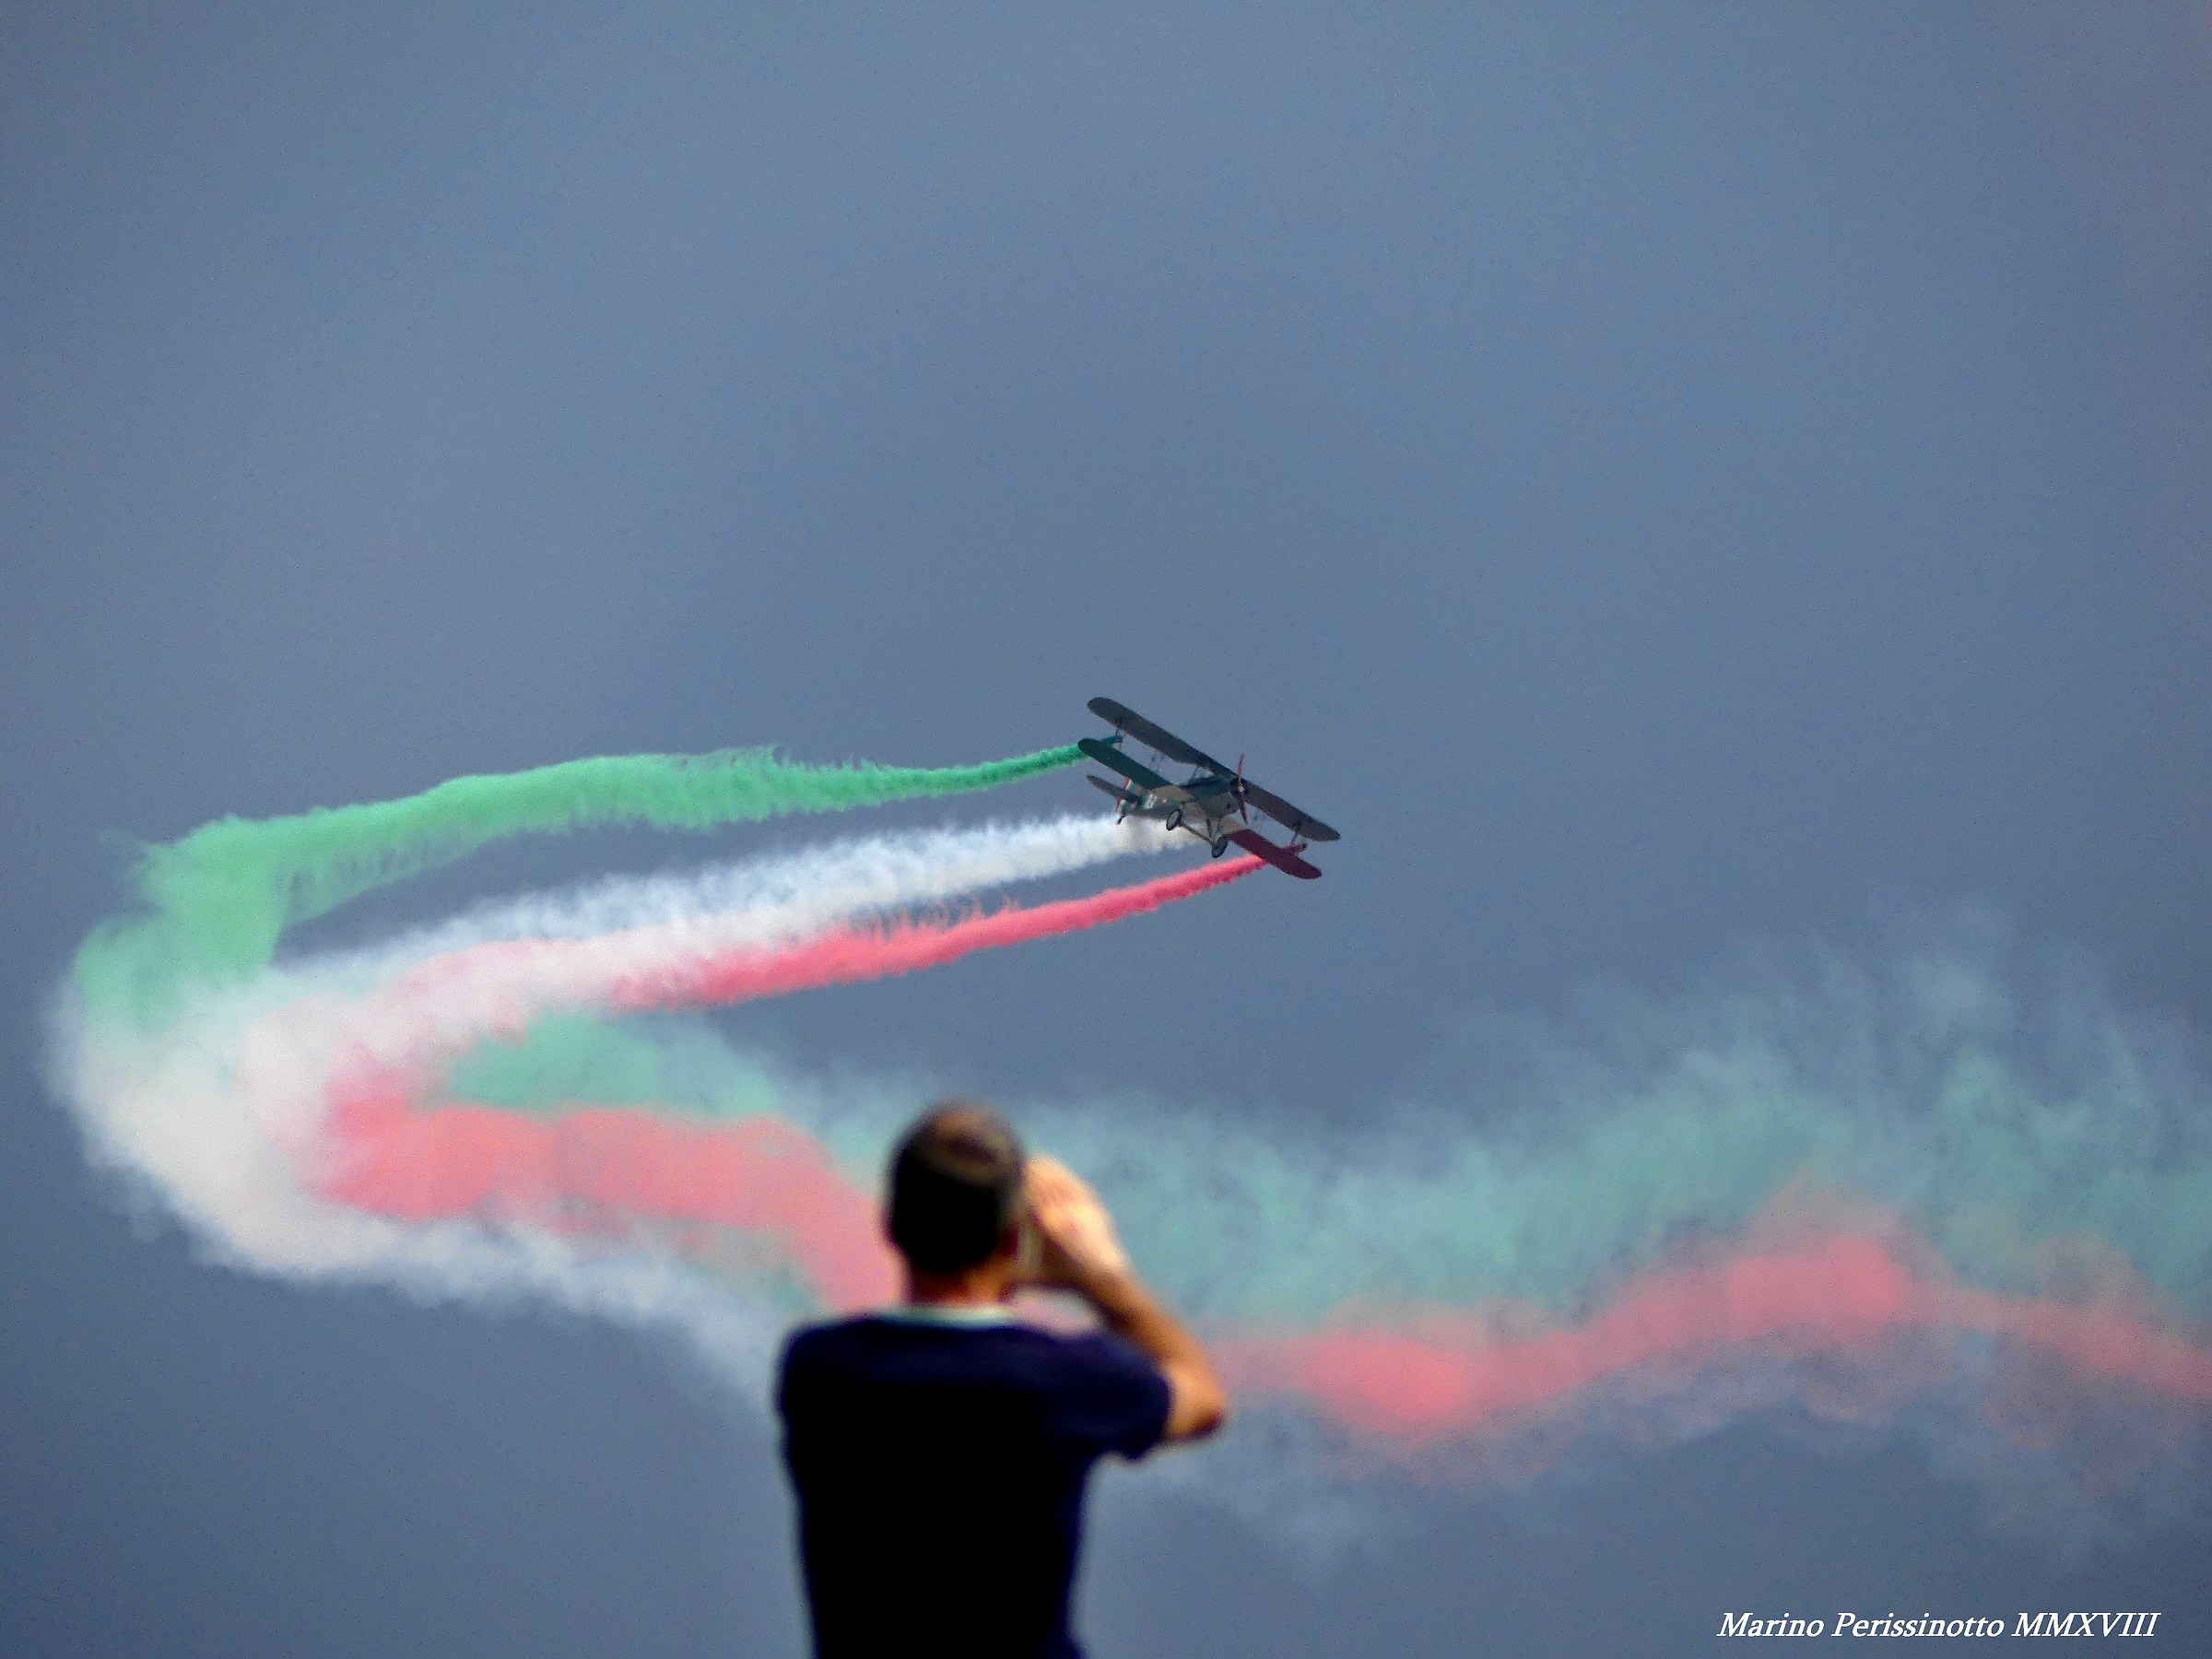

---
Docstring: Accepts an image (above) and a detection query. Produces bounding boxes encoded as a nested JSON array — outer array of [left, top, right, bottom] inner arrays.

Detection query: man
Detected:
[[777, 1100, 1228, 1659]]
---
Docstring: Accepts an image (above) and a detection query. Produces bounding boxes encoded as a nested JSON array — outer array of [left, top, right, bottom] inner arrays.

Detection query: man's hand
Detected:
[[1018, 1155, 1129, 1292], [1017, 1154, 1228, 1444]]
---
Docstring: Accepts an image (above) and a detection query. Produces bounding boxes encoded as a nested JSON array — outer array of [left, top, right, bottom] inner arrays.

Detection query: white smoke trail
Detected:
[[293, 813, 1180, 1073], [308, 812, 1176, 976]]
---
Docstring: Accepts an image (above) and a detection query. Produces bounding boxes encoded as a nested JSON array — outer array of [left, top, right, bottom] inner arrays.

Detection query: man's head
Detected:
[[885, 1099, 1027, 1274]]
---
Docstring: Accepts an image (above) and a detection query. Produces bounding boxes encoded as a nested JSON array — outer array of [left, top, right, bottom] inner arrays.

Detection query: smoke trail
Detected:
[[602, 855, 1260, 1013], [371, 813, 1171, 958], [295, 815, 1183, 1072], [425, 935, 2212, 1330], [75, 742, 1082, 1026], [340, 853, 1255, 1072], [308, 1071, 2212, 1452], [319, 921, 2211, 1535], [53, 816, 1194, 1288], [307, 862, 1261, 1306], [323, 1089, 899, 1310], [47, 729, 2211, 1535], [1217, 1235, 2212, 1440]]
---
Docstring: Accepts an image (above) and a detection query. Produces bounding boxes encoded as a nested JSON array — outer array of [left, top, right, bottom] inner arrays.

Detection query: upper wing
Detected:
[[1087, 698, 1233, 776], [1227, 828, 1323, 879], [1236, 779, 1340, 842]]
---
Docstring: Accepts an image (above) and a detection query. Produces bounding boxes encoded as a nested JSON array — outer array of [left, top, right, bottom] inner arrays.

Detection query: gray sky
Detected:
[[5, 6, 2208, 1653]]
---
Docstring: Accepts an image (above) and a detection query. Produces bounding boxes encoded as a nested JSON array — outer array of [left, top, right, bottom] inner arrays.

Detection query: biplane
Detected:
[[1078, 697, 1339, 879]]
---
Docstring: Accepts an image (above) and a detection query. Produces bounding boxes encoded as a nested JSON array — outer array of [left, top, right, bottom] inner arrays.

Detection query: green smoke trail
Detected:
[[75, 744, 1081, 1029]]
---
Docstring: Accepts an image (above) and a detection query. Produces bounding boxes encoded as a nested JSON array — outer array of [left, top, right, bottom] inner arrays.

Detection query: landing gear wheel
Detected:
[[1210, 836, 1229, 858], [1164, 809, 1183, 831]]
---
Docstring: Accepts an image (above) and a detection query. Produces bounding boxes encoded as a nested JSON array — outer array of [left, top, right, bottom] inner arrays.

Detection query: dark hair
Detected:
[[886, 1100, 1026, 1273]]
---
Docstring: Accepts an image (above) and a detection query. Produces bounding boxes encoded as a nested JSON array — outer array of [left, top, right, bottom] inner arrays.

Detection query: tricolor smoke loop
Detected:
[[45, 742, 2212, 1531]]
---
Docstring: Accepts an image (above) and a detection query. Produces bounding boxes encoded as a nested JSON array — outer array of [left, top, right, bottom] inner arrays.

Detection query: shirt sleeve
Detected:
[[772, 1328, 806, 1418], [1050, 1331, 1174, 1461]]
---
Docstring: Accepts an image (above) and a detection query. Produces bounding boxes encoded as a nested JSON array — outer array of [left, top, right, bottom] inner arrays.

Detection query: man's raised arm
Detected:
[[1019, 1156, 1229, 1442]]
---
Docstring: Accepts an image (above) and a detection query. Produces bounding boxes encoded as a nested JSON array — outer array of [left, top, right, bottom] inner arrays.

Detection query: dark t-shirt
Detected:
[[777, 1312, 1172, 1659]]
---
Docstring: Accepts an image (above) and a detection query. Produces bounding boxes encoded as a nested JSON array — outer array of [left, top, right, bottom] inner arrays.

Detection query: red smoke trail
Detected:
[[602, 854, 1261, 1013], [1215, 1235, 1936, 1436], [1214, 1240, 2212, 1440], [1945, 1286, 2212, 1404], [367, 855, 1261, 1039], [324, 1080, 899, 1307]]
